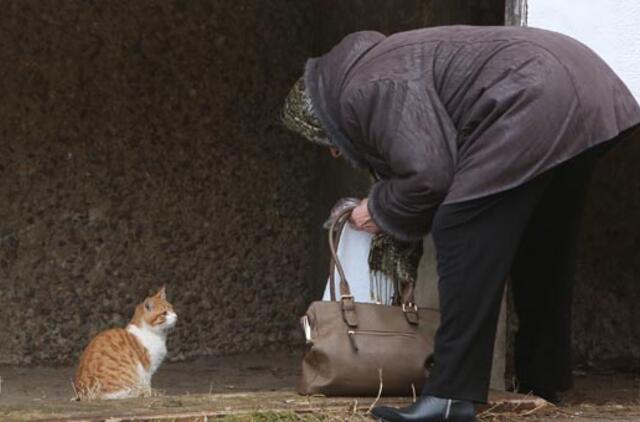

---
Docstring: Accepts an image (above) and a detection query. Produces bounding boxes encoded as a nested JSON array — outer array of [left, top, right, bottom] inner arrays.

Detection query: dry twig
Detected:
[[520, 402, 551, 416], [366, 368, 384, 414]]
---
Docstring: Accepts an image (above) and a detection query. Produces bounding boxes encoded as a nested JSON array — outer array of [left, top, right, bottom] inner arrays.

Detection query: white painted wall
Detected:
[[527, 0, 640, 101]]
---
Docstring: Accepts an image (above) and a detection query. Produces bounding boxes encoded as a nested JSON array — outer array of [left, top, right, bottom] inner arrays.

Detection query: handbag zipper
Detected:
[[347, 329, 417, 352], [348, 330, 416, 338]]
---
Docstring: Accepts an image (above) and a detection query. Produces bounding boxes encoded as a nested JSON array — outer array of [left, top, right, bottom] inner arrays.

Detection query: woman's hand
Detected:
[[350, 198, 380, 234]]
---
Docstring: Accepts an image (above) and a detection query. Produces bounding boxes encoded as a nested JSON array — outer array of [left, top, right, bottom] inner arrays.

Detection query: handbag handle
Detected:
[[328, 208, 354, 301], [327, 206, 420, 326], [328, 209, 418, 304], [327, 208, 359, 327]]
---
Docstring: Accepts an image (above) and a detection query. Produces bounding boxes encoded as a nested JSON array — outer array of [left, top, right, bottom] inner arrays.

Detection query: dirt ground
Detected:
[[0, 353, 638, 421], [0, 353, 301, 404]]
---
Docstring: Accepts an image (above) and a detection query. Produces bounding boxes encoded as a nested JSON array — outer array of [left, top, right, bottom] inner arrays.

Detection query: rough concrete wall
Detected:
[[311, 0, 430, 54], [425, 0, 505, 27], [0, 0, 316, 365], [506, 135, 640, 375], [574, 135, 640, 370], [311, 0, 505, 52], [506, 135, 640, 374]]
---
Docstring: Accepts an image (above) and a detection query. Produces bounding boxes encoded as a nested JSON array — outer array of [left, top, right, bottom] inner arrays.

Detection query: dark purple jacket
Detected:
[[305, 26, 640, 241]]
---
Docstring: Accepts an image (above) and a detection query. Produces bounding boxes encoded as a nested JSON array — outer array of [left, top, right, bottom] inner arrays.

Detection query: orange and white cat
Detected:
[[73, 286, 177, 400]]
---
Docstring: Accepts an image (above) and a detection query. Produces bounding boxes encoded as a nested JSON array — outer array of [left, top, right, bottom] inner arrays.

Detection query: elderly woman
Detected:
[[282, 26, 639, 422]]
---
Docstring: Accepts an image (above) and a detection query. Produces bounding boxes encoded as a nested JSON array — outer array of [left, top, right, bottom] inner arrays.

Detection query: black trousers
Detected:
[[421, 145, 608, 403]]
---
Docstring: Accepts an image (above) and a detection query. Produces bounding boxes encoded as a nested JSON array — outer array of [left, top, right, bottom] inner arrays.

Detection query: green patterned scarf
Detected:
[[368, 233, 423, 305], [281, 77, 331, 147]]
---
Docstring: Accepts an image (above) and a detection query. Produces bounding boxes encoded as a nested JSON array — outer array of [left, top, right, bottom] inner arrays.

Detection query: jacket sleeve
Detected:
[[341, 80, 456, 241]]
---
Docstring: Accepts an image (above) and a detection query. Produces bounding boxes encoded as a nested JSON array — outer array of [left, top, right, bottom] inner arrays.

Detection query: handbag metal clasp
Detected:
[[402, 302, 419, 325], [402, 303, 418, 312]]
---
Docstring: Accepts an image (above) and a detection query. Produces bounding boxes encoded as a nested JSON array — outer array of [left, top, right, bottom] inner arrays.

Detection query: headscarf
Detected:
[[281, 77, 331, 147]]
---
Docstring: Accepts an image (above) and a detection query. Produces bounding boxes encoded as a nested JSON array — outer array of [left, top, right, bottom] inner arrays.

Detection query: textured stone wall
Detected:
[[505, 134, 640, 377], [0, 0, 317, 364], [574, 134, 640, 370]]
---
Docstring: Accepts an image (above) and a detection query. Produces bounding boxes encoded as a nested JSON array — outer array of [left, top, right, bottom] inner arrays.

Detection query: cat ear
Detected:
[[155, 285, 167, 300], [144, 298, 154, 312]]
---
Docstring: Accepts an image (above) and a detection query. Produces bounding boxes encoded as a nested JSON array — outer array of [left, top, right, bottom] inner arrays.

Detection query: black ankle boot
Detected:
[[370, 395, 476, 422]]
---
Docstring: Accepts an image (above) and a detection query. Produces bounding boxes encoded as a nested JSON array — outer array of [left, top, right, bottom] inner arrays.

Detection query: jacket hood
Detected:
[[304, 31, 386, 168]]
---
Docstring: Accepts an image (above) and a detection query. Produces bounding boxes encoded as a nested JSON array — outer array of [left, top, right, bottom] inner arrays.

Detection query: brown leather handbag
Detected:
[[297, 209, 440, 397]]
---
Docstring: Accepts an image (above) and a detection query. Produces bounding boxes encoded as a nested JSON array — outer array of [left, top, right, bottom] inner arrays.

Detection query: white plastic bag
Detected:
[[322, 222, 394, 304]]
